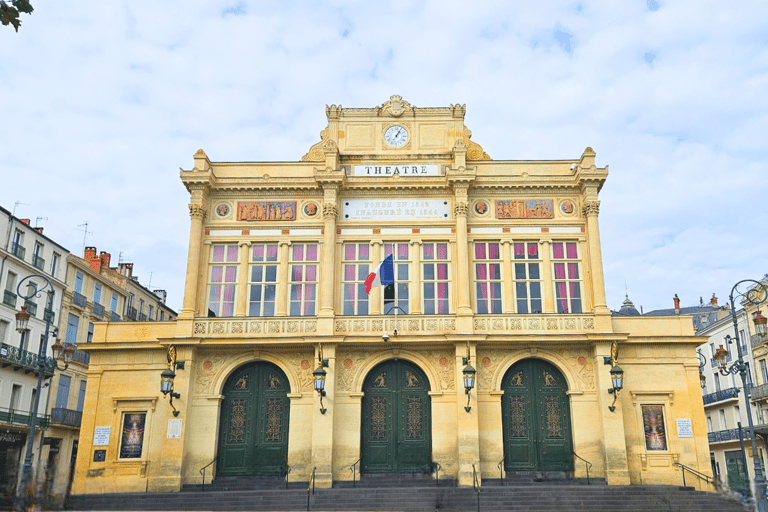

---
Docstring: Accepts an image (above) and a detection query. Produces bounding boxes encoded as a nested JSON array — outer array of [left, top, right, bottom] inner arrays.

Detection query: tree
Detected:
[[0, 0, 33, 32]]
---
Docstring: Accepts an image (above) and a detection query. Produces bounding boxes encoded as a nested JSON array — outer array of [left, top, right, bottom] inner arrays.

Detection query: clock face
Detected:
[[384, 125, 409, 147]]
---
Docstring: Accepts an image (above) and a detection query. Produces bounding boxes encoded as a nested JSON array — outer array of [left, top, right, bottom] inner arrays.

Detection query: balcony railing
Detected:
[[11, 242, 25, 259], [71, 347, 90, 365], [50, 408, 82, 428], [703, 387, 740, 405], [750, 383, 768, 401], [138, 313, 147, 321], [110, 311, 121, 322], [126, 307, 137, 320], [32, 254, 45, 271], [708, 427, 752, 444], [72, 292, 87, 309], [0, 406, 49, 429], [752, 334, 766, 349], [0, 344, 54, 376], [2, 290, 17, 308], [24, 300, 37, 317], [92, 302, 105, 318]]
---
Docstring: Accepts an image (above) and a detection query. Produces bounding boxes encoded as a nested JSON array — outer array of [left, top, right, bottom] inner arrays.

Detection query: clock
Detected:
[[384, 125, 409, 147]]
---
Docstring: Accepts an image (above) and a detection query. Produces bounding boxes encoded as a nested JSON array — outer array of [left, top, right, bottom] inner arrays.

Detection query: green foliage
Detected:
[[0, 0, 33, 32]]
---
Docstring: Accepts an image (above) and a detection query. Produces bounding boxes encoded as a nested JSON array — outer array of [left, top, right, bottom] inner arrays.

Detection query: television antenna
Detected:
[[74, 222, 93, 253], [35, 216, 47, 228], [13, 201, 29, 217]]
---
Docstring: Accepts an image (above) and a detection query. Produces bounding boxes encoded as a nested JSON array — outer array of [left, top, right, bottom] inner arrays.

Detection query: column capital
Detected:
[[582, 200, 600, 217], [323, 203, 338, 220], [454, 203, 469, 218], [188, 204, 207, 219], [278, 240, 292, 247], [239, 241, 252, 248]]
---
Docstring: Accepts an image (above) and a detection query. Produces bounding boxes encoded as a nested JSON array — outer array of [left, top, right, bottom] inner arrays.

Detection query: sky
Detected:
[[1, 0, 767, 315]]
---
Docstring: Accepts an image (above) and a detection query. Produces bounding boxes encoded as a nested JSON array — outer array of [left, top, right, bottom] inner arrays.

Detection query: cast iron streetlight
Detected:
[[14, 275, 72, 511], [699, 279, 768, 511]]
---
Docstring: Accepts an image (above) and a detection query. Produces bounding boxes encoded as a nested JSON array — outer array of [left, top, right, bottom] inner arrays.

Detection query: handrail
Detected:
[[572, 452, 592, 485], [472, 464, 480, 512], [497, 457, 505, 486], [673, 463, 711, 488], [199, 457, 218, 492], [307, 467, 316, 511], [284, 464, 292, 489], [433, 461, 441, 486], [349, 458, 361, 488]]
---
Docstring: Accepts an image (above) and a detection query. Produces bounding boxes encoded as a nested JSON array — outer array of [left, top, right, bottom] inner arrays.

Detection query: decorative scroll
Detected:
[[642, 405, 668, 451], [119, 413, 146, 459], [509, 397, 526, 438], [543, 371, 557, 387], [405, 371, 419, 387], [496, 200, 554, 219], [373, 372, 387, 388], [407, 397, 422, 439], [229, 400, 246, 443], [371, 397, 387, 439], [237, 201, 296, 221], [265, 399, 282, 441], [546, 396, 562, 438]]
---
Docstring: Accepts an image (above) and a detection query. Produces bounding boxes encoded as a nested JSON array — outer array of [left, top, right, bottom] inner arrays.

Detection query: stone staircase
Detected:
[[66, 476, 751, 511]]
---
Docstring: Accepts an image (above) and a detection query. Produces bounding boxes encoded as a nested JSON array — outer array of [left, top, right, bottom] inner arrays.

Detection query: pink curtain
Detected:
[[306, 244, 318, 261], [437, 263, 447, 280], [436, 243, 448, 259], [253, 245, 264, 261], [345, 244, 356, 260], [292, 265, 303, 281], [556, 282, 568, 312], [568, 263, 579, 279], [475, 244, 486, 260], [211, 266, 223, 282], [552, 243, 564, 259], [304, 284, 315, 315], [489, 243, 500, 259], [514, 243, 525, 257], [225, 267, 237, 282], [423, 244, 434, 259], [398, 244, 408, 259], [226, 245, 238, 262], [528, 243, 538, 258], [212, 245, 225, 262], [266, 244, 278, 260], [359, 244, 369, 259], [306, 265, 317, 281], [437, 283, 448, 314], [345, 264, 355, 281], [293, 244, 304, 261], [554, 263, 566, 280], [566, 242, 577, 259]]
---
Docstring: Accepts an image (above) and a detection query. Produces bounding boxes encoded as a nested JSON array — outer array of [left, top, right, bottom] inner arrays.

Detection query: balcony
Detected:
[[92, 302, 105, 318], [751, 383, 768, 401], [138, 313, 147, 321], [72, 292, 87, 309], [0, 406, 49, 429], [71, 347, 90, 365], [32, 254, 45, 271], [703, 387, 740, 405], [708, 427, 752, 444], [752, 333, 766, 349], [24, 300, 37, 317], [50, 408, 82, 428], [110, 311, 121, 322], [0, 344, 53, 376], [2, 290, 17, 308], [126, 307, 137, 320], [11, 242, 25, 259]]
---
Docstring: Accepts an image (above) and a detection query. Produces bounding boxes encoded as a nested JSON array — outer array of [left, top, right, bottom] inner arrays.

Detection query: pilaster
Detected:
[[311, 344, 336, 488], [178, 191, 207, 330], [456, 342, 481, 486], [594, 341, 631, 485]]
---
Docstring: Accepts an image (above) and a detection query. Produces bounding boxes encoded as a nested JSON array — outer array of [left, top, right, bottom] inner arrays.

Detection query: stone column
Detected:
[[311, 344, 336, 487], [501, 241, 514, 313], [179, 202, 207, 320], [594, 341, 631, 485], [410, 240, 422, 315], [235, 241, 251, 317], [583, 201, 609, 316], [276, 241, 292, 316], [540, 239, 555, 313], [456, 342, 481, 486]]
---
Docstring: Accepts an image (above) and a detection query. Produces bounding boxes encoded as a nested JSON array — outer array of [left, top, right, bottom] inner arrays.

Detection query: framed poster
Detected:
[[642, 405, 668, 451], [119, 413, 146, 459]]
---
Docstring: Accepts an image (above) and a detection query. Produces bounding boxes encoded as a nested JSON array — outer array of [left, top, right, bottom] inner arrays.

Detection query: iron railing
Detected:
[[472, 464, 480, 512], [0, 344, 48, 373], [2, 290, 17, 308], [11, 242, 25, 259], [752, 334, 765, 349], [673, 462, 711, 488], [307, 467, 316, 511], [349, 458, 361, 487], [50, 408, 82, 428], [497, 457, 505, 485], [0, 406, 49, 429], [72, 347, 90, 365], [72, 292, 87, 309], [573, 452, 592, 485], [92, 302, 105, 318], [126, 307, 137, 320], [432, 461, 442, 487], [708, 427, 752, 443], [110, 311, 121, 322], [703, 387, 740, 405], [750, 383, 768, 401], [199, 457, 218, 491], [138, 313, 147, 321], [32, 254, 45, 271]]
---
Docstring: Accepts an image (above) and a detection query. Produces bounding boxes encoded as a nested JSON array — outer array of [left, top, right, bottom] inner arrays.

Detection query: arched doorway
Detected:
[[217, 362, 290, 476], [361, 360, 431, 473], [502, 359, 573, 471]]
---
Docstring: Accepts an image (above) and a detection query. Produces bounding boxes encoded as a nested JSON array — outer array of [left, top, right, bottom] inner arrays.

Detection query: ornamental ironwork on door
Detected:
[[217, 362, 290, 476], [362, 360, 431, 473], [502, 359, 572, 471]]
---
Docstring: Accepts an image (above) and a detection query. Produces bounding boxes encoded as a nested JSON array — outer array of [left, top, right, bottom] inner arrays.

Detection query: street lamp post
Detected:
[[702, 279, 768, 511], [14, 274, 72, 511]]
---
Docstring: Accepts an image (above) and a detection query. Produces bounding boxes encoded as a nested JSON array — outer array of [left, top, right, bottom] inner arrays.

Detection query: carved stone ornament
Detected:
[[582, 200, 600, 217], [189, 204, 207, 219], [496, 200, 554, 220], [380, 95, 413, 117], [323, 203, 338, 220], [454, 203, 469, 218], [238, 201, 296, 222], [462, 128, 491, 160], [302, 127, 332, 162]]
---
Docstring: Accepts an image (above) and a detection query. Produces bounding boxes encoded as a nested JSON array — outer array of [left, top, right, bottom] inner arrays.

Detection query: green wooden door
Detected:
[[725, 450, 751, 499], [217, 362, 290, 476], [362, 360, 431, 473], [502, 359, 572, 471]]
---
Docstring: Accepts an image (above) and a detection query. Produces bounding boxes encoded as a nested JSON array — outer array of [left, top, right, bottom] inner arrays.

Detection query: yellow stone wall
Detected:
[[72, 97, 713, 495]]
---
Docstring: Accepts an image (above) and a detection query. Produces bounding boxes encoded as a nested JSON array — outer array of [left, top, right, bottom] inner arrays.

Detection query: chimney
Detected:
[[20, 219, 30, 225], [99, 251, 111, 269], [153, 289, 167, 304], [34, 227, 43, 234], [84, 246, 97, 260], [674, 294, 680, 315], [118, 262, 134, 278], [711, 293, 718, 306]]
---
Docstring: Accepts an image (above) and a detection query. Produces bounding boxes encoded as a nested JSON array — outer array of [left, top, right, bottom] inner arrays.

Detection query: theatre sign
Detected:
[[352, 164, 440, 176]]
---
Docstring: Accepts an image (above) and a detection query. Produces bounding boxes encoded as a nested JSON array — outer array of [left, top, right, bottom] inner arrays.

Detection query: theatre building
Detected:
[[72, 97, 711, 494]]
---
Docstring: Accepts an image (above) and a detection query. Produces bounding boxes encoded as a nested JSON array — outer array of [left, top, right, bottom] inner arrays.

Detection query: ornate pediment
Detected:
[[379, 95, 414, 117]]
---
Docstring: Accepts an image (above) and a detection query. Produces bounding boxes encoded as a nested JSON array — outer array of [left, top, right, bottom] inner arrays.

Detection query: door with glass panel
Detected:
[[217, 362, 290, 476], [502, 359, 572, 471]]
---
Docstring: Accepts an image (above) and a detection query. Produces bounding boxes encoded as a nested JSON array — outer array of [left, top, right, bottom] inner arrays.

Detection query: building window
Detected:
[[474, 242, 502, 314], [289, 244, 318, 316], [18, 330, 28, 352], [10, 384, 21, 411], [148, 305, 153, 320], [383, 243, 409, 315], [74, 271, 84, 294], [761, 360, 768, 385], [714, 373, 721, 392], [50, 252, 60, 277], [706, 413, 712, 432], [248, 244, 278, 317], [32, 243, 44, 270], [66, 313, 79, 345], [93, 283, 102, 305], [56, 375, 71, 409], [422, 243, 449, 315], [513, 242, 542, 314], [342, 243, 370, 316], [111, 293, 118, 313], [77, 380, 87, 412], [552, 241, 581, 313], [0, 319, 8, 343], [138, 299, 144, 317], [209, 244, 239, 318], [160, 311, 165, 321], [720, 409, 727, 430], [87, 322, 94, 343]]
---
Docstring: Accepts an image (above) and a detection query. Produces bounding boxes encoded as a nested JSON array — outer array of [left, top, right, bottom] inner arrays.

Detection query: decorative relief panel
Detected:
[[237, 201, 296, 221], [285, 351, 314, 392], [193, 319, 317, 336], [337, 351, 369, 392], [195, 354, 230, 394], [495, 200, 554, 219], [425, 350, 455, 391], [476, 349, 507, 391], [545, 396, 562, 438], [371, 397, 387, 439], [559, 350, 596, 390], [509, 396, 526, 438]]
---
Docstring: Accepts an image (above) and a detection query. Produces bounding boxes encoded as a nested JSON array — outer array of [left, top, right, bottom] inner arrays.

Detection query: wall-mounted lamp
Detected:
[[313, 343, 329, 414], [604, 341, 624, 412], [160, 345, 184, 416], [462, 343, 476, 412]]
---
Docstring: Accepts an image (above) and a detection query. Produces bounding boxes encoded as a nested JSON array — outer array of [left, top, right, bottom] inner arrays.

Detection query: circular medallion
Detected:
[[216, 203, 231, 217], [344, 358, 354, 368], [482, 357, 491, 367], [203, 361, 213, 371], [475, 201, 488, 215], [384, 125, 409, 147], [577, 356, 586, 365], [300, 359, 311, 370], [439, 357, 448, 367], [560, 200, 575, 215], [304, 202, 318, 216]]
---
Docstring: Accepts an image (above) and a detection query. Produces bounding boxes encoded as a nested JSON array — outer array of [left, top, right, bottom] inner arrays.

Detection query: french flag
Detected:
[[365, 254, 395, 294]]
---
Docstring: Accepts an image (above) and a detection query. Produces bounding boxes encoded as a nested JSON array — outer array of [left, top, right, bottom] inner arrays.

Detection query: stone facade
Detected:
[[72, 97, 711, 495]]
